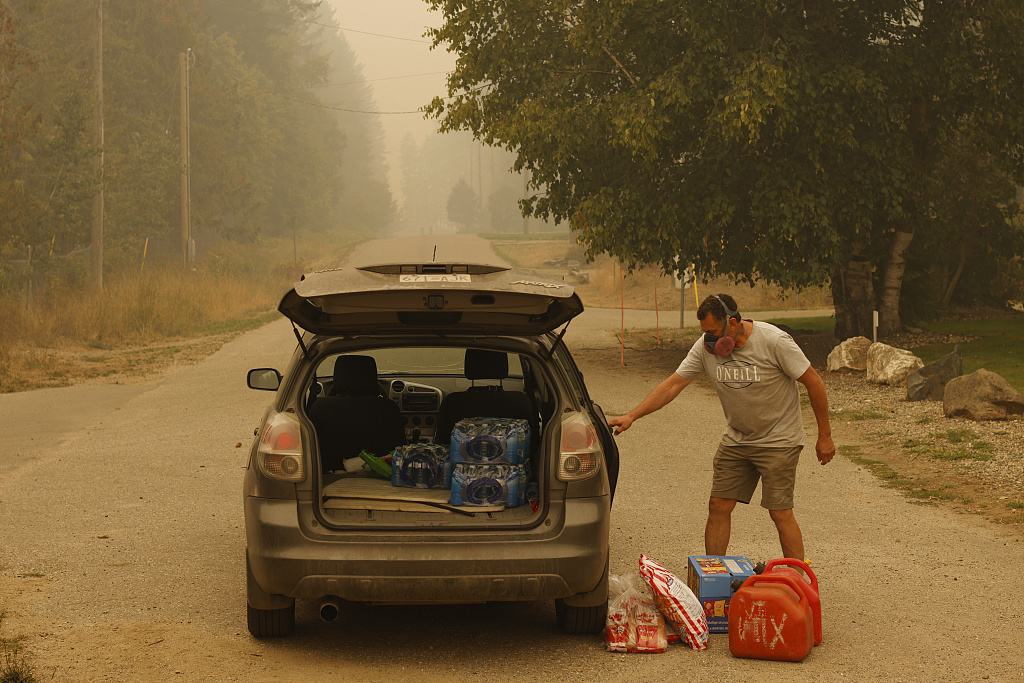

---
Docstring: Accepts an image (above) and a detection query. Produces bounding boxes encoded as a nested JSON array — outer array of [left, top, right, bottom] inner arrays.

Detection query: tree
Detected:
[[446, 178, 480, 233], [900, 127, 1023, 318], [426, 1, 1024, 337], [488, 179, 526, 233], [1, 0, 95, 256], [1, 0, 393, 276], [0, 1, 39, 256], [397, 131, 487, 235]]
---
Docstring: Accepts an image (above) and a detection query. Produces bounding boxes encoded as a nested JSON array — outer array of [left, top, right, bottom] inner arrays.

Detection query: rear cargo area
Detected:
[[319, 473, 542, 527], [307, 345, 557, 529]]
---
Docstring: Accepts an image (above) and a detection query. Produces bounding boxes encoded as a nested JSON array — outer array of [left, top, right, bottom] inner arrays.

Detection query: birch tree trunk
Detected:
[[877, 224, 916, 336]]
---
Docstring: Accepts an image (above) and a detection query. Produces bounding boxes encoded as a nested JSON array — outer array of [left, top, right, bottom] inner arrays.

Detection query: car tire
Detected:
[[246, 554, 295, 638], [247, 602, 295, 638], [554, 598, 607, 635]]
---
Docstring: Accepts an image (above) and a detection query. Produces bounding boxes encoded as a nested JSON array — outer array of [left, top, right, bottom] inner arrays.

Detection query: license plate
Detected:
[[399, 274, 472, 283]]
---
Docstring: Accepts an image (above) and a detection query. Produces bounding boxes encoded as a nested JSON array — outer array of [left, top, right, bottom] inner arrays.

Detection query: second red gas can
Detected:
[[764, 558, 822, 645], [729, 574, 814, 662]]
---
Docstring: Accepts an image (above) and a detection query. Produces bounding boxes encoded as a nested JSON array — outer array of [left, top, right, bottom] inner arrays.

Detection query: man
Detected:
[[607, 294, 835, 560]]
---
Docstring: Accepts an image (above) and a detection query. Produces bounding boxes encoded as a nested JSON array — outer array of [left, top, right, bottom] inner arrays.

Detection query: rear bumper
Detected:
[[245, 496, 609, 605]]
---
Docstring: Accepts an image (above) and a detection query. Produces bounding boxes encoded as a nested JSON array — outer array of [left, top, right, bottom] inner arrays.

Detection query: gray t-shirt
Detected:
[[676, 321, 811, 447]]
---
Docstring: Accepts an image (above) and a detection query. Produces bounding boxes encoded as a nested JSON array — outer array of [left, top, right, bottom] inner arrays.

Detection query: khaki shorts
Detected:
[[710, 443, 803, 510]]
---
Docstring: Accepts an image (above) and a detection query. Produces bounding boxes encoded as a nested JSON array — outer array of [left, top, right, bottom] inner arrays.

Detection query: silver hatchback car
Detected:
[[244, 262, 618, 637]]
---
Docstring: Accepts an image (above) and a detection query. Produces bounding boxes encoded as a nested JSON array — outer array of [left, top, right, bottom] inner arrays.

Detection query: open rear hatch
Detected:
[[278, 262, 583, 336]]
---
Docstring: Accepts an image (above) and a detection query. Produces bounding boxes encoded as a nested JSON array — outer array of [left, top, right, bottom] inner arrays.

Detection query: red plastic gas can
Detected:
[[729, 574, 814, 662], [764, 558, 822, 645]]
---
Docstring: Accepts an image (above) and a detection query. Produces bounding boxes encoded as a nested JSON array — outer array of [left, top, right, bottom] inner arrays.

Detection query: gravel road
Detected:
[[1, 236, 1022, 682]]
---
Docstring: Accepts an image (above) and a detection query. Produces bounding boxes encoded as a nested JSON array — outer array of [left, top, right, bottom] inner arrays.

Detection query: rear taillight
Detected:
[[256, 411, 305, 483], [557, 411, 603, 482]]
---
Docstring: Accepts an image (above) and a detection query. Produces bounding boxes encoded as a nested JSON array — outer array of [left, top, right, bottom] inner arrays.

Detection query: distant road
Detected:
[[344, 233, 510, 268], [343, 232, 833, 350]]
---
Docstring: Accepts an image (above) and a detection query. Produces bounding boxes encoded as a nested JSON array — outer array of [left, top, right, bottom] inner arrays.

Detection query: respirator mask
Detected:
[[703, 295, 741, 356]]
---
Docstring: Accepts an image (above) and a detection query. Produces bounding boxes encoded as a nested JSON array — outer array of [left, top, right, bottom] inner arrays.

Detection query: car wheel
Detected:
[[554, 598, 607, 635], [246, 554, 295, 638], [247, 602, 295, 638]]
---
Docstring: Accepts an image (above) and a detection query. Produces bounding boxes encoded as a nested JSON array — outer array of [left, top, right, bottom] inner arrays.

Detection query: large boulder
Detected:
[[827, 336, 872, 372], [866, 343, 924, 385], [943, 369, 1024, 421], [906, 345, 963, 402]]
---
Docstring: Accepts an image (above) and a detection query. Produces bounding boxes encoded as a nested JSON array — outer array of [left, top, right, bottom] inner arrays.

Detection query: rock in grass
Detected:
[[943, 369, 1024, 421], [866, 343, 924, 386], [827, 336, 872, 372], [907, 345, 963, 402]]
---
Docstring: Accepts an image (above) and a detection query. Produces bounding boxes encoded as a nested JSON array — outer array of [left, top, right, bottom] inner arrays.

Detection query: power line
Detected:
[[194, 57, 427, 114], [310, 71, 448, 88], [205, 0, 431, 44]]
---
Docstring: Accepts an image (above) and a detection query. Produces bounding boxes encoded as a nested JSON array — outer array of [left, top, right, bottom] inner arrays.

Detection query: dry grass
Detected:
[[491, 238, 833, 311], [578, 257, 832, 311], [4, 269, 278, 347], [0, 233, 354, 392]]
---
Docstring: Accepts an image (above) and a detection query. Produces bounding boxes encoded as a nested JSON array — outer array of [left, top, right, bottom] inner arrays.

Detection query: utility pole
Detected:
[[91, 0, 104, 290], [476, 144, 483, 231], [180, 49, 192, 269]]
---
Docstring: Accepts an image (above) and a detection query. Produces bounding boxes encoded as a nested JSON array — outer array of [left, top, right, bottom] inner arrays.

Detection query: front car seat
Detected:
[[308, 355, 405, 472]]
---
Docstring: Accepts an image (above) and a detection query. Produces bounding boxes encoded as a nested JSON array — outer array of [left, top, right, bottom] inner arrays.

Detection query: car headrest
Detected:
[[332, 355, 380, 396], [464, 349, 508, 381]]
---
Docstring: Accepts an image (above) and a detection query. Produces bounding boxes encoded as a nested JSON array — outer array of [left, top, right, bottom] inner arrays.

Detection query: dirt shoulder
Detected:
[[825, 372, 1024, 527]]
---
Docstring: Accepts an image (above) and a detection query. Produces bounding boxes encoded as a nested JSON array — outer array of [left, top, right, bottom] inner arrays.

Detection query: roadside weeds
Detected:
[[0, 608, 39, 683]]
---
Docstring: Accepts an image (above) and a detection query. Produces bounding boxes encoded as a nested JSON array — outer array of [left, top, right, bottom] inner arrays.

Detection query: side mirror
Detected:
[[247, 368, 282, 391]]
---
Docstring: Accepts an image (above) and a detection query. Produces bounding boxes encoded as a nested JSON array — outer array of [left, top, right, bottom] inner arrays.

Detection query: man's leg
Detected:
[[768, 508, 804, 560], [705, 497, 737, 555]]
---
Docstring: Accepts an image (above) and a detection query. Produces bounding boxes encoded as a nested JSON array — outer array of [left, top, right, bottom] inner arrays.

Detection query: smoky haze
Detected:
[[323, 0, 450, 186], [324, 0, 558, 236]]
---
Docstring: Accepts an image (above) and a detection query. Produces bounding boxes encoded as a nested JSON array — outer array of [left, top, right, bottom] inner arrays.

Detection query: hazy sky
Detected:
[[324, 0, 457, 188]]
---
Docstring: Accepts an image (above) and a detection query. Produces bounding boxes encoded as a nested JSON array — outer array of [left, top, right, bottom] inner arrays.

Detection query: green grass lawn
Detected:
[[912, 317, 1024, 392], [763, 314, 1024, 394], [761, 316, 837, 333]]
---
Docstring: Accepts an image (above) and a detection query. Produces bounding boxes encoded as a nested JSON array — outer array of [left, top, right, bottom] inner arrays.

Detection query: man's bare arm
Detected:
[[607, 373, 693, 435], [797, 366, 835, 464]]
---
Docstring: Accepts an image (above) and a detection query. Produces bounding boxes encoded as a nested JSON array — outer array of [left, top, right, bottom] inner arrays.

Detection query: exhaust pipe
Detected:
[[319, 598, 341, 622]]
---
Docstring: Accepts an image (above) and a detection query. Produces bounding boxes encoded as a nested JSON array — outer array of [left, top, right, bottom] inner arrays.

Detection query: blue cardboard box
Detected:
[[687, 555, 756, 633]]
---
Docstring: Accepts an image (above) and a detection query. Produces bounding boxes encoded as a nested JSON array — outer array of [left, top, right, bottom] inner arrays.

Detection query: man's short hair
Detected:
[[697, 294, 740, 324]]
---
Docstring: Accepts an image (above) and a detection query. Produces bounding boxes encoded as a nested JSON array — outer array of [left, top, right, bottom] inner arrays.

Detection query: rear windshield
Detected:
[[316, 347, 523, 378]]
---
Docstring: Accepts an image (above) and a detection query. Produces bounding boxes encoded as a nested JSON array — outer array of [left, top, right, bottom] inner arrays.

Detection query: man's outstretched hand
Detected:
[[607, 415, 633, 435]]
